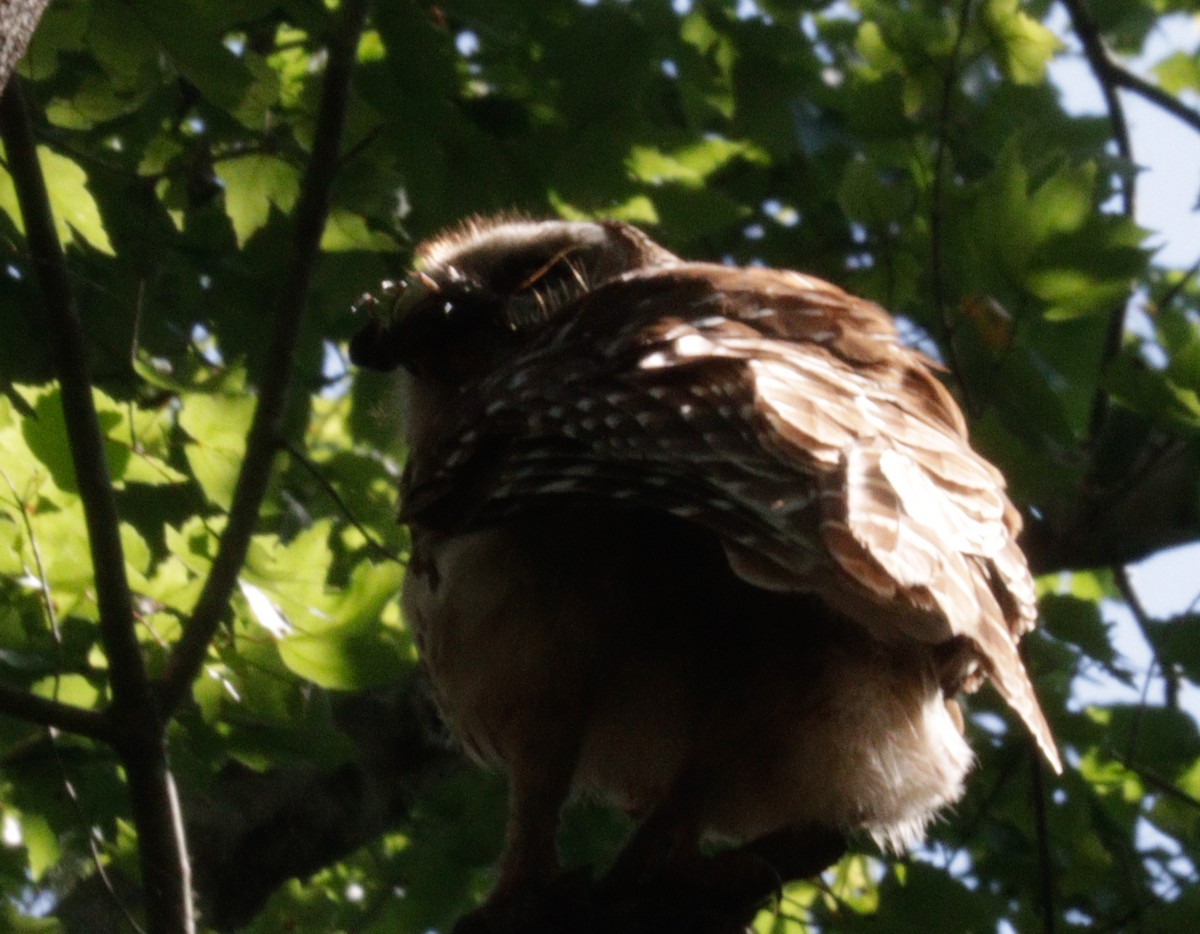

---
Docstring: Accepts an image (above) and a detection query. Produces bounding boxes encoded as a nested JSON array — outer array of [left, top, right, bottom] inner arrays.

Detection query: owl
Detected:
[[350, 215, 1060, 932]]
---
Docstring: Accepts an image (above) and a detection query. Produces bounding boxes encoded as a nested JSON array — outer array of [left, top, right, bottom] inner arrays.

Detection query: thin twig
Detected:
[[50, 734, 149, 934], [1115, 754, 1200, 811], [1061, 0, 1200, 136], [1105, 55, 1200, 137], [1060, 0, 1135, 215], [0, 466, 60, 643], [1030, 747, 1057, 934], [1154, 254, 1200, 311], [0, 684, 115, 741], [160, 0, 373, 715], [283, 439, 404, 564], [0, 472, 144, 928], [1115, 567, 1179, 738], [1061, 0, 1141, 442], [930, 0, 978, 416]]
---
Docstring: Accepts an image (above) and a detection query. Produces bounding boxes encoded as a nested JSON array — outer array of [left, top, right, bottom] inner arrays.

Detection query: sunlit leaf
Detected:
[[215, 155, 301, 247]]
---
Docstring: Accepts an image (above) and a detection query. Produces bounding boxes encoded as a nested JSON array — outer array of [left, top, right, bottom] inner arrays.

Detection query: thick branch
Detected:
[[159, 0, 372, 715], [0, 79, 149, 710], [1, 77, 193, 934], [0, 683, 115, 742], [1023, 437, 1200, 574], [0, 0, 51, 96]]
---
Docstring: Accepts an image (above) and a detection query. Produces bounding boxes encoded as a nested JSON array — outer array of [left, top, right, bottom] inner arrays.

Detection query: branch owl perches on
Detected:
[[351, 215, 1060, 933]]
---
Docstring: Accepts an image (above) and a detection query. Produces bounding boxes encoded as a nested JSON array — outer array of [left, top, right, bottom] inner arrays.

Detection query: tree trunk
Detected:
[[0, 0, 51, 96]]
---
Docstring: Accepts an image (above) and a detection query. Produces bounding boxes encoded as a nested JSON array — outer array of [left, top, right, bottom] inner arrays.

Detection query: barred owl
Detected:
[[350, 215, 1060, 931]]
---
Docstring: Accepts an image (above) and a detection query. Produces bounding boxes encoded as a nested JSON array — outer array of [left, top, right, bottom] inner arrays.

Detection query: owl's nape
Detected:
[[349, 217, 681, 379], [354, 214, 1059, 932]]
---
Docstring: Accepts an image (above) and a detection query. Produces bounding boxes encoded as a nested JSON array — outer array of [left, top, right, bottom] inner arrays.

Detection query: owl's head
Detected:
[[349, 216, 678, 379]]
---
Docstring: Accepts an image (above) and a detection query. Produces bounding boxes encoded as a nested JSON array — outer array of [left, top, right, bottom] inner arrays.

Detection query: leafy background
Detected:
[[1, 0, 1200, 931]]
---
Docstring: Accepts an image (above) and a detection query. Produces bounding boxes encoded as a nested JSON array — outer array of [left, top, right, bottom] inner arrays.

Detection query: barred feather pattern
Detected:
[[400, 262, 1060, 775]]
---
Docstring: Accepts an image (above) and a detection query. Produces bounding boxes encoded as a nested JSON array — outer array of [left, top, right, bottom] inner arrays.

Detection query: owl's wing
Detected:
[[402, 263, 1060, 772]]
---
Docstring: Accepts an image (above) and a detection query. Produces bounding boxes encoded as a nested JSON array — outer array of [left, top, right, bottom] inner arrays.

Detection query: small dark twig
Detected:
[[1115, 754, 1200, 811], [1060, 0, 1135, 215], [50, 735, 149, 934], [1115, 568, 1180, 751], [1154, 255, 1200, 311], [283, 439, 405, 564], [1061, 0, 1200, 137], [1030, 747, 1057, 934], [930, 0, 978, 416], [160, 0, 373, 715], [1061, 0, 1141, 442], [0, 684, 115, 741]]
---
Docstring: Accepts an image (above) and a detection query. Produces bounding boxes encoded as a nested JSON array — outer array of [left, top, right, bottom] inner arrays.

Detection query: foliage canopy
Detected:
[[1, 0, 1200, 931]]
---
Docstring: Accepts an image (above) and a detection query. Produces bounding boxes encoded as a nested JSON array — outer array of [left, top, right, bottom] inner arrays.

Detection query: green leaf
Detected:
[[970, 143, 1036, 279], [0, 148, 115, 255], [982, 0, 1062, 85], [854, 22, 903, 77], [319, 210, 400, 252], [277, 630, 410, 690], [1154, 50, 1200, 96], [33, 673, 101, 709], [1030, 268, 1129, 317], [18, 812, 60, 882], [1040, 593, 1117, 667], [126, 0, 279, 128], [1106, 355, 1200, 430], [215, 155, 301, 247], [318, 561, 405, 638], [40, 147, 116, 255], [626, 138, 763, 188], [179, 392, 256, 509], [1, 903, 62, 932], [1029, 161, 1095, 239], [16, 384, 185, 495], [1145, 614, 1200, 681]]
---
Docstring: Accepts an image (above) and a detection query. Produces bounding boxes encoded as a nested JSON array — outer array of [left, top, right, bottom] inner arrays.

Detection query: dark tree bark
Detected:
[[0, 0, 51, 95]]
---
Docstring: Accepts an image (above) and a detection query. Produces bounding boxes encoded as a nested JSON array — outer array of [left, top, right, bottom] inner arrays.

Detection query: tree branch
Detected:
[[0, 0, 52, 97], [159, 0, 372, 716], [0, 78, 194, 933], [1115, 567, 1179, 731], [1023, 437, 1199, 574], [1060, 0, 1141, 442], [1107, 56, 1200, 137], [1030, 748, 1057, 934], [282, 439, 405, 565], [929, 0, 978, 417], [1115, 754, 1200, 811], [0, 78, 149, 714], [1061, 0, 1200, 138], [0, 684, 115, 741]]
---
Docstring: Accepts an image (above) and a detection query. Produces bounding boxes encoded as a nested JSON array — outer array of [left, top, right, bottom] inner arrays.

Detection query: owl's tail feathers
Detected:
[[972, 621, 1063, 774]]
